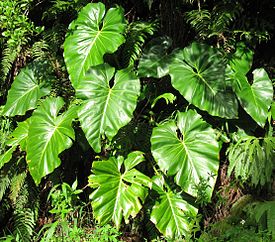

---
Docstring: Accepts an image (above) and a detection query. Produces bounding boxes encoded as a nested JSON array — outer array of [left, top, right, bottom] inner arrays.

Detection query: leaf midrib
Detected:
[[99, 89, 112, 133], [112, 175, 123, 224], [166, 193, 180, 237], [78, 29, 103, 81]]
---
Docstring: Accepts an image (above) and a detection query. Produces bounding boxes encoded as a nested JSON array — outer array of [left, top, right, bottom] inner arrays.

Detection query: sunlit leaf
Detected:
[[151, 110, 220, 198], [235, 68, 273, 127], [151, 175, 197, 238], [64, 2, 126, 87], [3, 62, 52, 116], [26, 97, 77, 184], [77, 64, 140, 153], [169, 42, 238, 118], [89, 151, 151, 228], [151, 93, 176, 108]]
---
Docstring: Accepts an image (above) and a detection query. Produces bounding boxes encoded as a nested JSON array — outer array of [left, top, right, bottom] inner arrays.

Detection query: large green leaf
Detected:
[[234, 68, 273, 127], [0, 119, 30, 169], [89, 151, 151, 228], [138, 36, 173, 78], [3, 62, 52, 117], [64, 2, 126, 88], [26, 97, 77, 184], [169, 42, 238, 118], [271, 102, 275, 120], [151, 110, 220, 198], [151, 175, 197, 238], [77, 64, 140, 153]]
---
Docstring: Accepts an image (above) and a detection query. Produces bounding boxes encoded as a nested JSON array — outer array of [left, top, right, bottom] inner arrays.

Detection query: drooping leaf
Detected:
[[151, 110, 220, 198], [138, 36, 173, 78], [89, 151, 151, 228], [3, 62, 52, 117], [0, 119, 30, 169], [26, 97, 77, 184], [77, 64, 140, 153], [169, 42, 238, 118], [150, 175, 197, 238], [235, 68, 273, 127], [227, 134, 275, 186], [64, 2, 126, 88], [151, 93, 176, 108]]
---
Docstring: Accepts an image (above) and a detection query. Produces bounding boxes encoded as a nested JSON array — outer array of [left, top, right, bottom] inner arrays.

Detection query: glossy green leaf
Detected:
[[77, 64, 140, 153], [271, 102, 275, 120], [64, 2, 126, 88], [3, 62, 52, 116], [169, 42, 238, 118], [151, 110, 220, 198], [235, 68, 273, 127], [26, 97, 77, 184], [138, 36, 172, 78], [151, 175, 197, 238], [0, 119, 30, 169], [89, 151, 151, 228], [151, 93, 176, 108]]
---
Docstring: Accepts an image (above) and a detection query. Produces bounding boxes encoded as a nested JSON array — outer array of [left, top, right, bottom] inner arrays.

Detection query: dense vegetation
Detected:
[[0, 0, 274, 241]]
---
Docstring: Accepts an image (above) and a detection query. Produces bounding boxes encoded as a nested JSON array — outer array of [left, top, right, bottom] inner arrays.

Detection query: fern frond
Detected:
[[185, 9, 211, 38], [9, 171, 27, 204], [253, 201, 275, 240], [121, 21, 158, 68], [31, 40, 50, 60], [227, 135, 275, 186], [12, 208, 36, 242], [267, 203, 275, 240], [0, 45, 20, 83], [43, 0, 89, 20], [0, 173, 10, 201], [43, 24, 67, 50], [0, 117, 13, 153], [210, 2, 242, 35]]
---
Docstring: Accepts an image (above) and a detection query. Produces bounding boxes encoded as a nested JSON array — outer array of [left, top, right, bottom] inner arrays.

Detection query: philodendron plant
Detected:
[[0, 2, 274, 239]]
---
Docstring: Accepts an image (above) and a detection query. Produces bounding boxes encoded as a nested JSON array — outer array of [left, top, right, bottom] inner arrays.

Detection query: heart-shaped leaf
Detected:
[[150, 175, 197, 238], [64, 2, 126, 87], [235, 68, 273, 127], [89, 151, 151, 228], [151, 110, 220, 198], [26, 97, 77, 184], [169, 42, 238, 118], [77, 64, 140, 153], [3, 62, 52, 117]]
